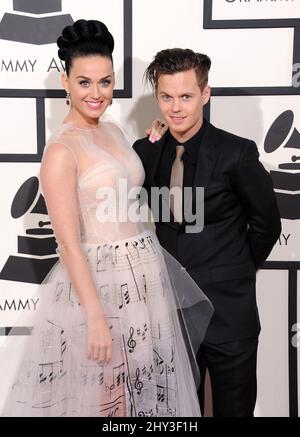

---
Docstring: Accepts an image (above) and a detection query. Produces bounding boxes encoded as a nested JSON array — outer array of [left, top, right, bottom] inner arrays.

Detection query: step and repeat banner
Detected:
[[0, 0, 299, 416]]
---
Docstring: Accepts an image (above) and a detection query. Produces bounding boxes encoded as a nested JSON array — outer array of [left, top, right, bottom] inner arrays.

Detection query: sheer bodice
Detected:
[[44, 121, 145, 244]]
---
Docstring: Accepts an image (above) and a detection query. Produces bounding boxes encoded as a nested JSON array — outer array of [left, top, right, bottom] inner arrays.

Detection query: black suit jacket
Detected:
[[133, 121, 281, 343]]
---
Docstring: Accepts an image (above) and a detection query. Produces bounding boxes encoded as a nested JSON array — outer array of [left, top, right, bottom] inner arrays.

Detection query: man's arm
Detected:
[[132, 138, 141, 154], [132, 139, 151, 207], [234, 140, 281, 269]]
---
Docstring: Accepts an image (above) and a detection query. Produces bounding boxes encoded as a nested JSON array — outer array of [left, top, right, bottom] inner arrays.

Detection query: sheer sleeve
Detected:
[[40, 142, 80, 252]]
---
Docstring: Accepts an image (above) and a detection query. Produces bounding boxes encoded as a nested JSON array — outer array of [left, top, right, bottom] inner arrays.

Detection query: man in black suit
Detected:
[[133, 48, 281, 417]]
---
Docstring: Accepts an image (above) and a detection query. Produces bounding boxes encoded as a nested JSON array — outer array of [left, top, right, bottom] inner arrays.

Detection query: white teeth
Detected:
[[86, 101, 102, 108]]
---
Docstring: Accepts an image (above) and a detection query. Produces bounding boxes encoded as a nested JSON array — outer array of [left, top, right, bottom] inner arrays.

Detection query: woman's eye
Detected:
[[79, 80, 89, 87], [101, 79, 111, 87]]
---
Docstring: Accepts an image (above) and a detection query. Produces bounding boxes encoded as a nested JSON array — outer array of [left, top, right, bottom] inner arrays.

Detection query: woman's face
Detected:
[[62, 55, 115, 126]]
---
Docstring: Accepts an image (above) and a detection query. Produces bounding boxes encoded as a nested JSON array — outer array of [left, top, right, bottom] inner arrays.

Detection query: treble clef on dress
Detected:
[[127, 326, 136, 353], [134, 368, 144, 395]]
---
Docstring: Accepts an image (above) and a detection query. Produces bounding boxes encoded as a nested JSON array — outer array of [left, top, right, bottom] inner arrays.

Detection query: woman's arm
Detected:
[[40, 143, 112, 364]]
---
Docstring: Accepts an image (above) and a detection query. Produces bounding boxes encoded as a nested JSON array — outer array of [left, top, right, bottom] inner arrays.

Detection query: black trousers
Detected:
[[197, 337, 258, 417]]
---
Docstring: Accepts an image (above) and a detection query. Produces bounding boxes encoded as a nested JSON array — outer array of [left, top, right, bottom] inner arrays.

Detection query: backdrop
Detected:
[[0, 0, 299, 417]]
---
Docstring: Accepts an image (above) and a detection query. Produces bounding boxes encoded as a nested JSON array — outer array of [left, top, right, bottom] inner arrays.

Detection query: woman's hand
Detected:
[[146, 118, 168, 143], [86, 315, 112, 364]]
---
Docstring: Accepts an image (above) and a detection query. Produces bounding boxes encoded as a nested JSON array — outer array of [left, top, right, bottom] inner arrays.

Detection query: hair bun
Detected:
[[57, 19, 114, 61]]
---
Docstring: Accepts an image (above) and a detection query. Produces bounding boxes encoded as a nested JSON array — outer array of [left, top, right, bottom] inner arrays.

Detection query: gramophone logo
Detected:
[[264, 110, 300, 220], [0, 177, 58, 284], [0, 0, 73, 45]]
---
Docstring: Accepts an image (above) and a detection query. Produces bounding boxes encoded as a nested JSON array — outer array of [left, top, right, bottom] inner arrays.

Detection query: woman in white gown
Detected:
[[1, 19, 212, 417]]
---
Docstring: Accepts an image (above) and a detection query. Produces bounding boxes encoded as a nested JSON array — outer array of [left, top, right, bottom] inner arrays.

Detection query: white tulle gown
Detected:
[[1, 120, 213, 417]]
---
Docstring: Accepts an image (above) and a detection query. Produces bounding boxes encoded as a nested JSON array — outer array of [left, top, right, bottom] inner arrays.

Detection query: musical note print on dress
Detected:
[[119, 283, 131, 309], [134, 368, 144, 395], [127, 327, 137, 353]]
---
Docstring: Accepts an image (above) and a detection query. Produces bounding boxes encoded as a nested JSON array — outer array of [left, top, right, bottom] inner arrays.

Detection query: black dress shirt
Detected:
[[156, 120, 206, 190], [155, 121, 206, 224]]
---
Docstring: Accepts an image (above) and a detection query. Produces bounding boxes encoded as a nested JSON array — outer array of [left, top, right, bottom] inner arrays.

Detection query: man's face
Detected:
[[156, 68, 210, 142]]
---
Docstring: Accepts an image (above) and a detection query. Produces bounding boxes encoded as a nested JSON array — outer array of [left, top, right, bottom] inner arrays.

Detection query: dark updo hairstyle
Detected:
[[57, 19, 114, 76], [145, 48, 211, 91]]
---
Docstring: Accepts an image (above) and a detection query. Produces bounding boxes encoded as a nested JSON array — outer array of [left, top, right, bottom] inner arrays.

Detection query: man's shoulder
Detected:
[[209, 122, 254, 148], [132, 135, 163, 160], [132, 135, 150, 150], [207, 122, 257, 163]]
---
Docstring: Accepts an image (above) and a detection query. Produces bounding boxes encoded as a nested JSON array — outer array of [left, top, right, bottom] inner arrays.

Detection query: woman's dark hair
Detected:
[[57, 19, 114, 75], [145, 48, 211, 91]]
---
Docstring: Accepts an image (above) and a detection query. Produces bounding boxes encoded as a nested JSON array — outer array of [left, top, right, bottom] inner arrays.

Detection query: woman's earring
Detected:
[[109, 98, 113, 106], [66, 91, 70, 106]]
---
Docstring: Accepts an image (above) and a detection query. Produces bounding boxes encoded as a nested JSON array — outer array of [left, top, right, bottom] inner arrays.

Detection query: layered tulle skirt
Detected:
[[1, 230, 212, 417]]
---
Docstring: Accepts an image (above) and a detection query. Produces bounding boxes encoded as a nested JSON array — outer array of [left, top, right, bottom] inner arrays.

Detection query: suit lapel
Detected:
[[146, 134, 166, 186], [193, 121, 218, 190], [144, 132, 180, 228], [182, 122, 218, 227]]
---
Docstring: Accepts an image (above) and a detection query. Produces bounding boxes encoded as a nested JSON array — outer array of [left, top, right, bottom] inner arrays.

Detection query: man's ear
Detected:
[[202, 85, 211, 105]]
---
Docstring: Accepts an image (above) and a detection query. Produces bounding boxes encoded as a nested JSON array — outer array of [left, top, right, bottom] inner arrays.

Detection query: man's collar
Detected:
[[167, 119, 207, 163]]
